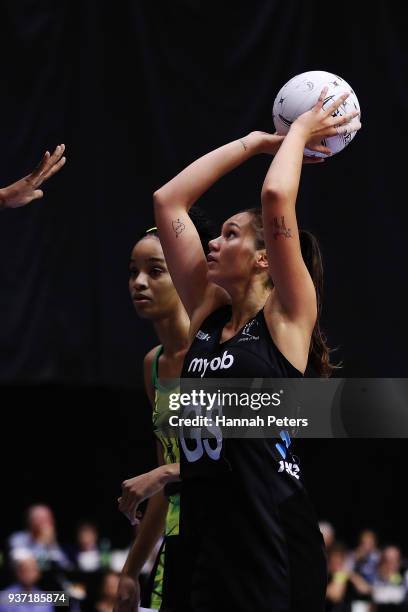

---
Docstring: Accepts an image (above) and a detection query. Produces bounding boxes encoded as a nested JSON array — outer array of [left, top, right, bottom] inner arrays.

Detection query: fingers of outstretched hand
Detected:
[[314, 86, 329, 111], [31, 144, 65, 185], [42, 155, 66, 182], [325, 92, 350, 116], [335, 118, 362, 135], [331, 112, 362, 135], [40, 144, 65, 180], [48, 143, 65, 165], [331, 110, 360, 126]]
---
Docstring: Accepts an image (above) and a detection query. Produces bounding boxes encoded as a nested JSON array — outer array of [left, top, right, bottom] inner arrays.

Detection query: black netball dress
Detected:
[[178, 304, 327, 612]]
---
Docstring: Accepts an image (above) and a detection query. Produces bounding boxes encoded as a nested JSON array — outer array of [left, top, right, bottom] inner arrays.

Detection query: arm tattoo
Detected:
[[239, 138, 248, 151], [172, 218, 186, 238], [273, 216, 292, 239]]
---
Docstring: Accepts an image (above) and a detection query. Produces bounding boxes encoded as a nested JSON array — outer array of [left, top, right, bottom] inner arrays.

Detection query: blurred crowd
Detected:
[[0, 505, 159, 611], [1, 505, 407, 611], [320, 521, 408, 611]]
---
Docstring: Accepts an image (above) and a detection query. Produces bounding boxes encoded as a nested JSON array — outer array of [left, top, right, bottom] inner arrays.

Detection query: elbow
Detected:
[[153, 188, 190, 213], [153, 189, 165, 209], [261, 186, 290, 207]]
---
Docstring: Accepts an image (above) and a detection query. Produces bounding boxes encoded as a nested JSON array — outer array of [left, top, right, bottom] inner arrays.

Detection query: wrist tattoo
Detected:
[[273, 216, 292, 239], [172, 218, 186, 238], [239, 138, 248, 151]]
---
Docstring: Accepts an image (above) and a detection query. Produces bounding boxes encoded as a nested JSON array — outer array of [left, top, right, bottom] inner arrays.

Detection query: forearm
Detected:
[[154, 133, 264, 211], [0, 188, 7, 210], [122, 490, 168, 578], [145, 463, 180, 490], [160, 462, 180, 484], [121, 463, 180, 577], [261, 124, 307, 206]]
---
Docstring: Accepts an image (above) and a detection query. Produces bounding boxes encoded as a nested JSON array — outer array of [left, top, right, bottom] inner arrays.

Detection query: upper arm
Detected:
[[156, 440, 165, 467], [153, 194, 228, 319], [261, 193, 317, 327], [143, 346, 159, 408]]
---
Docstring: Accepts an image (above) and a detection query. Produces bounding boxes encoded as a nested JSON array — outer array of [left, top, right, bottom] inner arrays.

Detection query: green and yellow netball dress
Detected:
[[149, 346, 181, 611]]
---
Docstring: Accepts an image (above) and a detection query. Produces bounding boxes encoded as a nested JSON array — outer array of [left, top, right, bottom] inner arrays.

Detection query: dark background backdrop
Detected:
[[0, 1, 407, 549]]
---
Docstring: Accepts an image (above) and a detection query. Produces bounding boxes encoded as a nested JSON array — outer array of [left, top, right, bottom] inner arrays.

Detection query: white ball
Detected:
[[272, 70, 361, 157]]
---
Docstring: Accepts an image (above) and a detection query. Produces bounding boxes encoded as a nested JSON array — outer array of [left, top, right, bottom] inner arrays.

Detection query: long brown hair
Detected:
[[245, 207, 337, 377]]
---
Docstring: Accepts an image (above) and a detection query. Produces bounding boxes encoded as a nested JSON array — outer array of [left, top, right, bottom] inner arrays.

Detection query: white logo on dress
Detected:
[[196, 330, 211, 341], [278, 461, 300, 480], [187, 350, 234, 378]]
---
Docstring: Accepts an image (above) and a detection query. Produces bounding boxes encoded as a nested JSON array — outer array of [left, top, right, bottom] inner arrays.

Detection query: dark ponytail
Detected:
[[246, 207, 338, 378], [299, 229, 338, 377]]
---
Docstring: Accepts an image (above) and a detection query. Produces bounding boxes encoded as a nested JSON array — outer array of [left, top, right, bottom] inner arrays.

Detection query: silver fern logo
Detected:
[[238, 319, 259, 342]]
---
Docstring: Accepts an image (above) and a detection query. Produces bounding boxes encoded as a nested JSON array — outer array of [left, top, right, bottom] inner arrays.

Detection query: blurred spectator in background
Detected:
[[0, 552, 53, 612], [372, 546, 406, 610], [326, 543, 372, 611], [66, 521, 111, 573], [95, 572, 120, 612], [8, 505, 71, 572], [319, 520, 336, 552], [353, 529, 380, 585]]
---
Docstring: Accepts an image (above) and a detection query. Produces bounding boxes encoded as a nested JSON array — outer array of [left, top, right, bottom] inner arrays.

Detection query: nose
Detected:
[[133, 272, 148, 290], [208, 236, 221, 252]]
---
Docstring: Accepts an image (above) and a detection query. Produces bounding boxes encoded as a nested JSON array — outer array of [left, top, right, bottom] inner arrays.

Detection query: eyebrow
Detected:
[[129, 256, 165, 264], [223, 221, 241, 230]]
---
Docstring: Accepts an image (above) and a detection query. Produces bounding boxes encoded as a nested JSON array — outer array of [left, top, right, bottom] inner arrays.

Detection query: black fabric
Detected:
[[180, 460, 327, 611], [0, 1, 407, 385], [181, 304, 303, 379], [178, 305, 327, 611]]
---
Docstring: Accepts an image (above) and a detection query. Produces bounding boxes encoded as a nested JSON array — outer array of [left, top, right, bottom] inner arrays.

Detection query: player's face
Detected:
[[129, 236, 180, 319], [207, 212, 259, 290]]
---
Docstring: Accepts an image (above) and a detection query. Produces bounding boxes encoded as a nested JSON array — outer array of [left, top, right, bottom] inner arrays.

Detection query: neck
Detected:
[[152, 307, 190, 355], [226, 280, 271, 330]]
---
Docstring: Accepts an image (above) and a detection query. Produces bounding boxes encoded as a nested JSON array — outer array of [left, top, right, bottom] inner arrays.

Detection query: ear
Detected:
[[255, 250, 269, 272]]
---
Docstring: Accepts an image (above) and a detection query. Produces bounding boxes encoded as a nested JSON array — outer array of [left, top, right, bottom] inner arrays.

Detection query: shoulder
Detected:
[[143, 344, 162, 406], [143, 345, 162, 371]]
